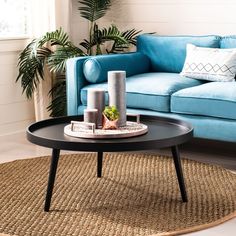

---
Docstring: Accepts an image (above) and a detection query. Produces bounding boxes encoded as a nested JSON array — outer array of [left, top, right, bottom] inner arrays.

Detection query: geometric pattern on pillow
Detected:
[[185, 63, 235, 74], [181, 44, 236, 82]]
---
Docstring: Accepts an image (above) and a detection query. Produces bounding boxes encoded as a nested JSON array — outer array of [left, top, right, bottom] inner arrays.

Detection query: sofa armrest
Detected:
[[66, 56, 90, 115]]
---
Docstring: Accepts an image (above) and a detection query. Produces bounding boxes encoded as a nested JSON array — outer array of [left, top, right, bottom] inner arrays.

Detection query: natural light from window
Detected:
[[0, 0, 30, 38]]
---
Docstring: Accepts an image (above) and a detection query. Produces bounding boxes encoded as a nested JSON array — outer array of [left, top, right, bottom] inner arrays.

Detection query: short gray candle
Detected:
[[84, 108, 98, 128], [108, 71, 126, 127], [87, 89, 105, 127]]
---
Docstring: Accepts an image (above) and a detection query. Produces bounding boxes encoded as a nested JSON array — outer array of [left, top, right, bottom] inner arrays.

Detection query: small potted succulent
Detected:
[[102, 106, 120, 130]]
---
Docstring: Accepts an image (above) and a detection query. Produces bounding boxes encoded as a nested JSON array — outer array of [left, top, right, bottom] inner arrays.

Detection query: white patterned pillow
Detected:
[[181, 44, 236, 82]]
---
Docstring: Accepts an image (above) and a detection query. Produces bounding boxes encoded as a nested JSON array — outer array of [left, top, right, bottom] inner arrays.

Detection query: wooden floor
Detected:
[[0, 132, 235, 236], [159, 138, 236, 171]]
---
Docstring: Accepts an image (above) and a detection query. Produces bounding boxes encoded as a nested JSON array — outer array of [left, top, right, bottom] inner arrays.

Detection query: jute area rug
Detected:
[[0, 153, 235, 236]]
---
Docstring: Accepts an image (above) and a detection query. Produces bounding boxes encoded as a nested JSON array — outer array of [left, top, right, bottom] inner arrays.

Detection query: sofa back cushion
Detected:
[[220, 36, 236, 49], [83, 52, 150, 83], [137, 34, 220, 73]]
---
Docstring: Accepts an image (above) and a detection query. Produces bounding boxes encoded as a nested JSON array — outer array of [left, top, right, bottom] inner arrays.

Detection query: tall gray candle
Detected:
[[87, 88, 105, 127], [108, 71, 126, 127]]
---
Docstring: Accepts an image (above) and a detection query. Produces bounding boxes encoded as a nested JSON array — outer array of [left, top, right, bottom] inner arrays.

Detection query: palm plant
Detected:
[[16, 29, 84, 117], [16, 0, 142, 117]]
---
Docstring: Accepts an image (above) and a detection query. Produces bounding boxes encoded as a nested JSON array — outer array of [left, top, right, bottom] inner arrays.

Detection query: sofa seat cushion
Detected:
[[81, 72, 204, 112], [171, 82, 236, 120]]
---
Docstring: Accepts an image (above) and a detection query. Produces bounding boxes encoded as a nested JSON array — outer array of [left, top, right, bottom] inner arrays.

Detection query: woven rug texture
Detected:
[[0, 153, 235, 236]]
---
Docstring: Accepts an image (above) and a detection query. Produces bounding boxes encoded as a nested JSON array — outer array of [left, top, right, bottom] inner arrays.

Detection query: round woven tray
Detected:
[[64, 121, 148, 139]]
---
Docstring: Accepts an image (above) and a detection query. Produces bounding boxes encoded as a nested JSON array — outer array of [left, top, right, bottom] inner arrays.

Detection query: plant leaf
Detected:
[[16, 41, 52, 99], [16, 28, 83, 99], [47, 45, 85, 73], [37, 28, 70, 48], [47, 75, 67, 117], [78, 0, 111, 22]]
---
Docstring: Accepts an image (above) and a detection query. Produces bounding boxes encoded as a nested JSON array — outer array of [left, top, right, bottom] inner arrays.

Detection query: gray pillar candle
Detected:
[[87, 88, 105, 127], [84, 108, 98, 128], [108, 71, 126, 127]]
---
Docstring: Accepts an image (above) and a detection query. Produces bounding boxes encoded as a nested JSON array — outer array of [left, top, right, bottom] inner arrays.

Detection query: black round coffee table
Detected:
[[27, 115, 193, 212]]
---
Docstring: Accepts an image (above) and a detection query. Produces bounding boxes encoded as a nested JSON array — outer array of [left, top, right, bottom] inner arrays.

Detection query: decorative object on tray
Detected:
[[102, 106, 119, 130], [70, 121, 96, 133], [64, 114, 148, 139], [84, 108, 98, 128], [108, 71, 126, 127], [87, 88, 105, 127]]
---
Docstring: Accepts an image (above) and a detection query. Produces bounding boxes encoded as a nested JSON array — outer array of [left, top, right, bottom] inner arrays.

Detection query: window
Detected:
[[0, 0, 31, 38]]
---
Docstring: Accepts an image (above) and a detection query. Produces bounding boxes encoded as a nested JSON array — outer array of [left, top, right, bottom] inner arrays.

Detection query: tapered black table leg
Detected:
[[44, 148, 60, 212], [97, 152, 103, 178], [171, 146, 188, 202]]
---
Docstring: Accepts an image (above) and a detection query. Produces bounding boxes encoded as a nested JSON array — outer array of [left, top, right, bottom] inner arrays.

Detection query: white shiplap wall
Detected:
[[72, 0, 236, 39], [102, 0, 236, 35], [70, 0, 89, 46], [0, 39, 35, 136]]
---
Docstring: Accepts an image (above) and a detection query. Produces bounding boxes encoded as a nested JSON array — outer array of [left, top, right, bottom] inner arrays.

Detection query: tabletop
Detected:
[[27, 115, 193, 152]]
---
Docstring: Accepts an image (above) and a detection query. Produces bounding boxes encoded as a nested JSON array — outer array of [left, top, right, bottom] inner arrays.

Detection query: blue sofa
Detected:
[[66, 34, 236, 142]]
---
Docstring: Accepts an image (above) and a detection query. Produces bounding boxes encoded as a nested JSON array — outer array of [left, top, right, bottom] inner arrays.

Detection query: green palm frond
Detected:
[[16, 41, 52, 98], [80, 24, 130, 55], [78, 0, 111, 22], [121, 28, 142, 45], [96, 24, 128, 45], [47, 76, 67, 117], [47, 44, 85, 73], [16, 28, 78, 99], [79, 39, 91, 52], [95, 25, 128, 55], [108, 28, 142, 53], [37, 28, 70, 48]]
